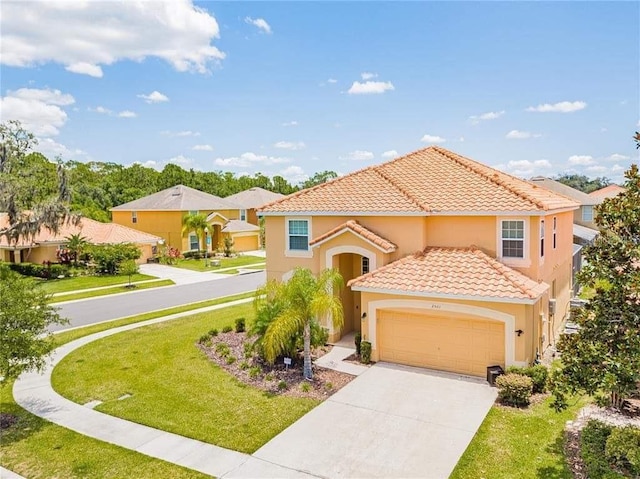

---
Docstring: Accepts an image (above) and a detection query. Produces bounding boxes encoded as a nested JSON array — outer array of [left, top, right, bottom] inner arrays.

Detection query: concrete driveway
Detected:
[[252, 363, 497, 479]]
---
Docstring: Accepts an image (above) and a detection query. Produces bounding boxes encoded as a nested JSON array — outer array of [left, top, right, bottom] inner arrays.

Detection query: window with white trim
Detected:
[[582, 206, 594, 222], [540, 219, 545, 258], [553, 216, 557, 249], [362, 256, 370, 275], [131, 211, 137, 224], [287, 219, 309, 251], [501, 220, 525, 258], [189, 234, 199, 251], [240, 209, 247, 221]]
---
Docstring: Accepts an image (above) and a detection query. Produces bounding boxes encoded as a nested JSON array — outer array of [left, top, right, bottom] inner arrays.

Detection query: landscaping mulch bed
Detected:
[[0, 413, 18, 430], [198, 331, 354, 400]]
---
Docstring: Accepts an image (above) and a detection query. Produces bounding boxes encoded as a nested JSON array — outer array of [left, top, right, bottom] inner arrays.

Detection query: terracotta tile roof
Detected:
[[224, 187, 285, 209], [309, 220, 397, 253], [529, 176, 601, 205], [0, 214, 160, 248], [111, 185, 242, 211], [260, 147, 579, 214], [221, 219, 260, 233], [588, 184, 626, 199], [348, 246, 548, 302]]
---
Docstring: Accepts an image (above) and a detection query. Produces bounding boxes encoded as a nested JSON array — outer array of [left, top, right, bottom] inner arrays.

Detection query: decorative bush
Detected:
[[225, 355, 236, 365], [354, 332, 362, 356], [208, 329, 219, 337], [506, 364, 548, 393], [223, 236, 234, 257], [496, 373, 533, 406], [239, 361, 250, 370], [248, 366, 261, 379], [198, 334, 209, 344], [581, 420, 613, 478], [360, 341, 372, 364], [215, 342, 230, 357], [222, 325, 233, 333], [300, 382, 311, 393], [235, 318, 246, 333], [277, 380, 287, 390], [605, 426, 640, 475], [88, 243, 141, 275]]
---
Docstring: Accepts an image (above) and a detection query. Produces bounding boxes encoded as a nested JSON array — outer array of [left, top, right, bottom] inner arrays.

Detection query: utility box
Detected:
[[486, 365, 504, 386]]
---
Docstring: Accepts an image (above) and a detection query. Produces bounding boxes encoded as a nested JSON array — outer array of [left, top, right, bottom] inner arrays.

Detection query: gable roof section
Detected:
[[309, 220, 397, 253], [221, 219, 260, 233], [260, 147, 579, 215], [224, 187, 285, 209], [0, 214, 160, 248], [111, 185, 242, 211], [529, 177, 600, 206], [588, 184, 626, 199], [348, 246, 548, 303]]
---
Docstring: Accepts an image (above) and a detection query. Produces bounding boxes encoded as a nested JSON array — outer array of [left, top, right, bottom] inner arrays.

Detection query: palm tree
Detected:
[[64, 233, 89, 266], [181, 213, 210, 253], [260, 267, 344, 380]]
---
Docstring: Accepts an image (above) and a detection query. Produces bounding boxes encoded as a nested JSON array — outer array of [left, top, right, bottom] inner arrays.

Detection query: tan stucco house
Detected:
[[259, 146, 579, 377], [224, 187, 285, 226]]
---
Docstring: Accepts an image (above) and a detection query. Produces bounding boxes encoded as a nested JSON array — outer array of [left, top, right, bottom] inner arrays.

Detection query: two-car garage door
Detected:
[[378, 310, 505, 377]]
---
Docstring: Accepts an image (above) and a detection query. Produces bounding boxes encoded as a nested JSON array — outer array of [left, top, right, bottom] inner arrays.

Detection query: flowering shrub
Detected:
[[158, 245, 181, 265]]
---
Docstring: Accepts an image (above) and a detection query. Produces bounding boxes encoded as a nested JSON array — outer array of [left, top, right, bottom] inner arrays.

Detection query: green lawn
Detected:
[[174, 255, 264, 272], [450, 396, 587, 479], [218, 265, 266, 275], [38, 273, 156, 294], [50, 279, 174, 303], [1, 292, 255, 478], [52, 302, 319, 453]]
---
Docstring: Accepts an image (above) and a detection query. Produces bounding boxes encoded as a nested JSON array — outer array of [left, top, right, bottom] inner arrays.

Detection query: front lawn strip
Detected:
[[50, 279, 175, 303], [38, 273, 157, 294], [175, 255, 264, 272], [450, 396, 588, 479], [52, 303, 319, 453]]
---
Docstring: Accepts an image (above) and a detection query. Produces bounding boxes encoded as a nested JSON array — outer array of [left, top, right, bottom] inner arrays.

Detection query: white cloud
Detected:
[[245, 17, 272, 34], [89, 106, 112, 114], [586, 165, 607, 173], [214, 152, 290, 168], [612, 164, 625, 172], [1, 1, 224, 77], [502, 159, 552, 176], [36, 138, 87, 160], [279, 165, 308, 184], [505, 130, 541, 140], [282, 120, 298, 127], [347, 81, 394, 95], [137, 91, 169, 104], [167, 154, 193, 166], [526, 101, 587, 113], [568, 155, 595, 165], [0, 87, 74, 136], [361, 72, 377, 80], [192, 144, 213, 151], [327, 78, 338, 84], [161, 130, 201, 137], [118, 110, 137, 118], [606, 153, 630, 161], [459, 137, 465, 142], [469, 110, 505, 124], [382, 150, 398, 159], [420, 134, 446, 144], [339, 150, 374, 161], [274, 141, 305, 151]]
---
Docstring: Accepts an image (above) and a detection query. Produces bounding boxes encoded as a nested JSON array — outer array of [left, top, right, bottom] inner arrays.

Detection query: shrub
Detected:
[[243, 342, 253, 359], [222, 325, 233, 333], [506, 364, 548, 393], [324, 382, 333, 391], [88, 243, 141, 275], [248, 366, 261, 379], [208, 329, 219, 337], [226, 355, 236, 365], [215, 342, 230, 357], [496, 373, 533, 406], [9, 262, 45, 278], [265, 372, 275, 381], [223, 236, 234, 257], [277, 380, 287, 391], [581, 420, 613, 478], [605, 426, 640, 475], [360, 341, 372, 364], [198, 334, 210, 344], [239, 361, 249, 370], [235, 318, 246, 333], [300, 382, 311, 393], [48, 264, 67, 278], [354, 332, 362, 356]]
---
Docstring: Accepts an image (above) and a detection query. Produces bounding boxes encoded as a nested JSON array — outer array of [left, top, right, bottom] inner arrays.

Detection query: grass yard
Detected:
[[450, 396, 588, 479], [52, 302, 319, 453], [50, 279, 174, 303], [38, 273, 156, 294], [175, 255, 264, 272], [219, 265, 266, 275]]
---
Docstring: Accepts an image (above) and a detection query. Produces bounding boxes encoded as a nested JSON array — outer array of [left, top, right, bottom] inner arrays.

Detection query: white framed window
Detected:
[[131, 211, 137, 224], [285, 217, 313, 258], [189, 234, 199, 251], [582, 206, 594, 222], [362, 256, 370, 275], [501, 220, 525, 259], [553, 216, 557, 249], [240, 209, 247, 221], [540, 219, 545, 258]]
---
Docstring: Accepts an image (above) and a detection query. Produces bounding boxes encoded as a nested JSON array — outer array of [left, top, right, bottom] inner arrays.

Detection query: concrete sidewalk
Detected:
[[138, 263, 228, 285]]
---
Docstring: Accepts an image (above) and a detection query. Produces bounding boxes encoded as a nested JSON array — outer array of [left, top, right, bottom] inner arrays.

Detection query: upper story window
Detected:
[[501, 220, 525, 258], [553, 216, 557, 249], [288, 219, 309, 251], [131, 211, 137, 224], [540, 219, 545, 258], [362, 256, 370, 275], [240, 209, 247, 221], [582, 206, 594, 222], [189, 234, 199, 251]]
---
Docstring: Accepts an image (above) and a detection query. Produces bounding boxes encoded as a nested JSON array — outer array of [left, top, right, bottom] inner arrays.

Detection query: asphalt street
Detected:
[[52, 271, 265, 331]]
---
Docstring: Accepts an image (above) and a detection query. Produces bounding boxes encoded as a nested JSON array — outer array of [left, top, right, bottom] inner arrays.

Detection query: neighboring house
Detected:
[[0, 213, 161, 264], [111, 185, 259, 253], [221, 219, 260, 252], [259, 146, 579, 377], [529, 176, 601, 246], [224, 187, 285, 226], [589, 184, 626, 199]]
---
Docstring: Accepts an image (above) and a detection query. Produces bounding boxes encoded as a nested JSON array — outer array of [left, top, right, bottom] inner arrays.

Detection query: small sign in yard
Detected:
[[284, 357, 292, 369]]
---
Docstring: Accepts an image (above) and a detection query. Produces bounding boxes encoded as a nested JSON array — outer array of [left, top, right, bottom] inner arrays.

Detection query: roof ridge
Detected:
[[470, 247, 536, 298], [431, 146, 547, 210], [371, 166, 429, 212]]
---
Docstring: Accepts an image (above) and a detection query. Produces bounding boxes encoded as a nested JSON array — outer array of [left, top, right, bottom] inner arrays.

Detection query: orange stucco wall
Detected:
[[424, 216, 497, 255], [230, 234, 259, 252]]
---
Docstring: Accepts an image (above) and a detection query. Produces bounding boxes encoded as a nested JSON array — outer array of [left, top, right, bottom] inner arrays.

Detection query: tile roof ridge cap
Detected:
[[372, 166, 429, 212], [431, 146, 548, 210], [471, 248, 536, 298]]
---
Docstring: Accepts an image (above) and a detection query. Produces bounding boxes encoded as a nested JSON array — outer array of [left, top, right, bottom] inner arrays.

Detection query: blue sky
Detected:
[[1, 1, 638, 184]]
